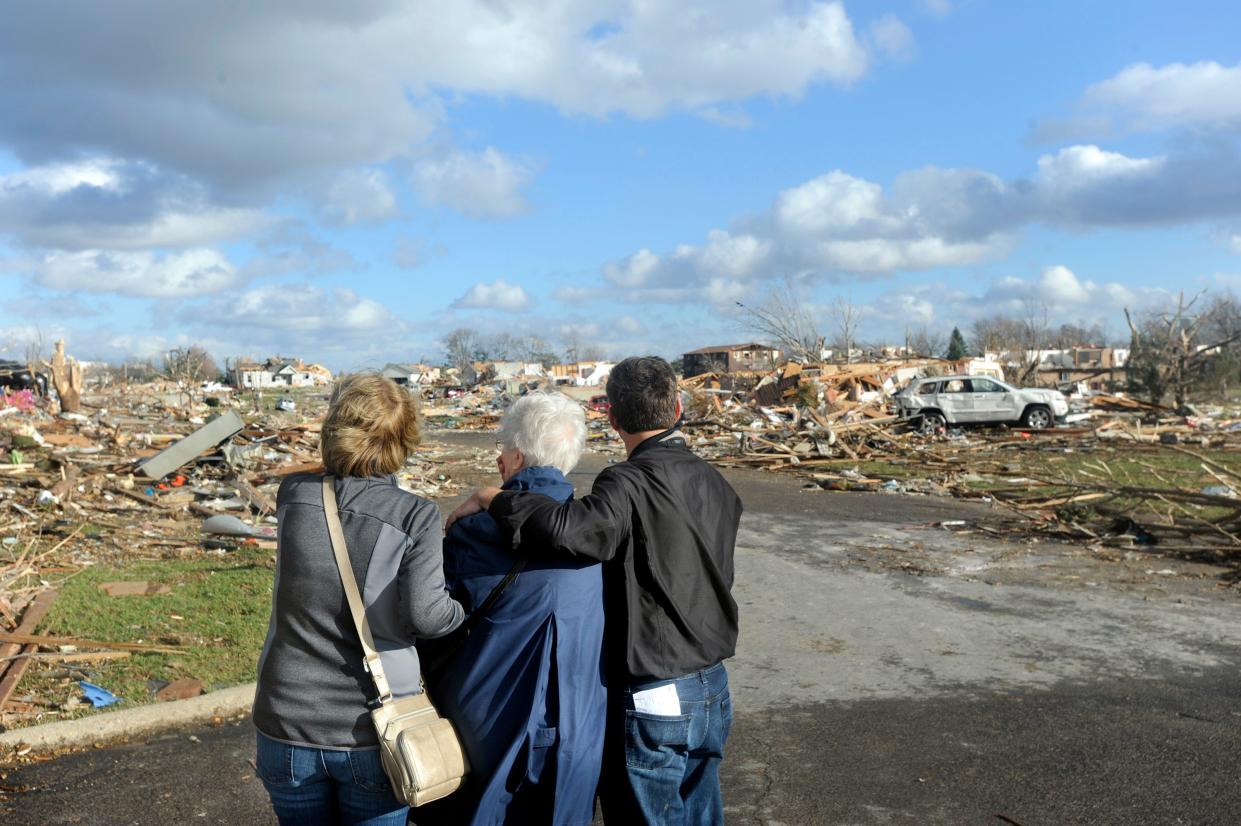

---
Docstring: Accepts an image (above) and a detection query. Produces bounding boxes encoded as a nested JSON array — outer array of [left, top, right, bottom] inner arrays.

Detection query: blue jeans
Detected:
[[602, 662, 734, 825], [255, 731, 407, 826]]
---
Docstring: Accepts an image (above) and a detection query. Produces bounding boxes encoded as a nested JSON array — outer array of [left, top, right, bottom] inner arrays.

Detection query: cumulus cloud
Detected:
[[452, 279, 531, 311], [1082, 60, 1241, 133], [866, 265, 1172, 338], [198, 284, 403, 335], [600, 141, 1241, 305], [413, 148, 535, 218], [32, 248, 241, 298], [320, 169, 398, 226], [869, 15, 915, 62], [1035, 60, 1241, 141], [0, 2, 871, 195], [0, 159, 266, 250]]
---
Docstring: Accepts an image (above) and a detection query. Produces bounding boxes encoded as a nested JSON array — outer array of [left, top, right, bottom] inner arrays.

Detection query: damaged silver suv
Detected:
[[895, 375, 1068, 432]]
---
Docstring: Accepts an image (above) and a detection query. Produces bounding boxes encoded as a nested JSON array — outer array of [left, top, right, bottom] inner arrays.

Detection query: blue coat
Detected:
[[418, 466, 605, 826]]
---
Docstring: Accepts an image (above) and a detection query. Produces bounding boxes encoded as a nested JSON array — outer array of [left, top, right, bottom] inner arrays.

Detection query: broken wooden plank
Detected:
[[109, 485, 217, 518], [137, 410, 244, 480], [0, 589, 59, 664], [0, 632, 186, 654], [0, 589, 60, 711], [232, 477, 276, 515]]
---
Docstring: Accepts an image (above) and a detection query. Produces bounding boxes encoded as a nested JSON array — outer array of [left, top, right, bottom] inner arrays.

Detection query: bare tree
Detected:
[[23, 328, 46, 378], [442, 328, 484, 372], [517, 335, 558, 367], [735, 280, 824, 362], [906, 326, 945, 358], [971, 304, 1051, 385], [488, 332, 518, 361], [164, 346, 220, 387], [1125, 290, 1241, 407], [828, 296, 861, 363]]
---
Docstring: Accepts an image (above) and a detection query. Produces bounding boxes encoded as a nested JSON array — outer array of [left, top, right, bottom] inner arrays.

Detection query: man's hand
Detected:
[[445, 486, 503, 531]]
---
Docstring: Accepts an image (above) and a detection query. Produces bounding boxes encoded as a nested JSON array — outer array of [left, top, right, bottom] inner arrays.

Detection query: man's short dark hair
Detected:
[[606, 356, 678, 433]]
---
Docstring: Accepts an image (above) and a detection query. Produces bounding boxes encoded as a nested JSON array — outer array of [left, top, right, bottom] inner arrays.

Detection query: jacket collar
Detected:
[[629, 426, 686, 459], [502, 465, 574, 500]]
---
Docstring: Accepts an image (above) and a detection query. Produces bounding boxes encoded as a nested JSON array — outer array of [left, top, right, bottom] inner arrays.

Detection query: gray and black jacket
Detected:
[[253, 472, 464, 750]]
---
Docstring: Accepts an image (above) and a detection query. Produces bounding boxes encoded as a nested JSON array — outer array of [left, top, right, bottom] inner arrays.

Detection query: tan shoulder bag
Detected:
[[321, 476, 468, 807]]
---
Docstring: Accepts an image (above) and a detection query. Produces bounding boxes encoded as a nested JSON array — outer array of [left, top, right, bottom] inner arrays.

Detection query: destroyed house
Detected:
[[682, 343, 782, 378], [382, 363, 440, 385], [233, 358, 331, 389], [549, 361, 613, 386], [1034, 348, 1129, 392]]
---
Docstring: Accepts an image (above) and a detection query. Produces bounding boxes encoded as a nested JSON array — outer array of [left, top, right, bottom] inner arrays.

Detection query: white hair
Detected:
[[498, 391, 587, 475]]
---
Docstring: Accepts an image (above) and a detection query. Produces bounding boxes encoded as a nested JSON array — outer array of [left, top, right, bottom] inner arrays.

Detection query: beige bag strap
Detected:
[[322, 475, 393, 702]]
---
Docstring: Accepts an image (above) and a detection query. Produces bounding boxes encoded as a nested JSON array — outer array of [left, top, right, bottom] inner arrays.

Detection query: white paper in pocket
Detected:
[[631, 683, 681, 716]]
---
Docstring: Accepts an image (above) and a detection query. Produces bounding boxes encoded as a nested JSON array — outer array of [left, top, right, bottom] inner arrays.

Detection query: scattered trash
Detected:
[[201, 514, 276, 539], [79, 680, 121, 708]]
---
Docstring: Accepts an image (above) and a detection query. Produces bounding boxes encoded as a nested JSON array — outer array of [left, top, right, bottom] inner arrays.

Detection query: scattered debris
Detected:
[[78, 680, 120, 708], [154, 678, 203, 702]]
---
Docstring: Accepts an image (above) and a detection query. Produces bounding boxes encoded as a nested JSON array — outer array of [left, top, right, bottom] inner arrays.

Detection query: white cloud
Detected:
[[0, 2, 873, 197], [859, 266, 1173, 343], [413, 148, 534, 218], [33, 248, 240, 298], [869, 15, 915, 62], [1036, 60, 1241, 141], [321, 169, 398, 226], [0, 159, 266, 250], [203, 284, 403, 334], [604, 249, 663, 288], [920, 0, 953, 17], [599, 140, 1241, 306], [1230, 235, 1241, 255], [452, 279, 531, 311], [1034, 145, 1164, 190], [1082, 60, 1241, 132]]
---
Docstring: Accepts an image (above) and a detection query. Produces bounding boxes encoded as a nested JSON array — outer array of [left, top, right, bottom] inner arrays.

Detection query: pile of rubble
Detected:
[[679, 360, 1241, 575], [0, 380, 505, 726]]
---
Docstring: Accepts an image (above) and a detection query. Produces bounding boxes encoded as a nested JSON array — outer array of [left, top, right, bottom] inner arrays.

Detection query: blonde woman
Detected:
[[252, 374, 464, 825]]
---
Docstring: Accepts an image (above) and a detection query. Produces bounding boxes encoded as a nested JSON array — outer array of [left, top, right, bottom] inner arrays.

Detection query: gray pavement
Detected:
[[3, 438, 1239, 825]]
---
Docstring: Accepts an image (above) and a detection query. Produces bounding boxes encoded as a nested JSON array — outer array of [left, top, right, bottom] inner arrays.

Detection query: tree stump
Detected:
[[47, 339, 83, 413]]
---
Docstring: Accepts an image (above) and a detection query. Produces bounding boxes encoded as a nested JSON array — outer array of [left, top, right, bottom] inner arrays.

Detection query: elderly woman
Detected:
[[252, 374, 464, 825], [418, 391, 605, 826]]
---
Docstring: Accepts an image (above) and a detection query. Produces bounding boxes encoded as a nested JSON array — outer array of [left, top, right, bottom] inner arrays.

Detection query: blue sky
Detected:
[[0, 0, 1239, 371]]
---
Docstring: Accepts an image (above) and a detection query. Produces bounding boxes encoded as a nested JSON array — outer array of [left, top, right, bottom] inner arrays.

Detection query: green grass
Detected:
[[14, 546, 274, 725]]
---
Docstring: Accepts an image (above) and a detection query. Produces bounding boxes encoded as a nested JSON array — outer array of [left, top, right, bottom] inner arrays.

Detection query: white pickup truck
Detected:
[[894, 375, 1068, 432]]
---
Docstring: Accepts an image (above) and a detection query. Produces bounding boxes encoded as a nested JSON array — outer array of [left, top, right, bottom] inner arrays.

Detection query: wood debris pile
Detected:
[[680, 361, 1241, 577], [0, 381, 489, 729]]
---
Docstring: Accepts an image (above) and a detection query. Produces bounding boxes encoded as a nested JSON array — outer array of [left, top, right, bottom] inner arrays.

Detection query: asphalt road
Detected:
[[4, 434, 1240, 825]]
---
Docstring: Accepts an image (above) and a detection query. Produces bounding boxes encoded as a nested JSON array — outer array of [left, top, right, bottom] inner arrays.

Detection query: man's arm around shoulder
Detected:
[[448, 467, 631, 562]]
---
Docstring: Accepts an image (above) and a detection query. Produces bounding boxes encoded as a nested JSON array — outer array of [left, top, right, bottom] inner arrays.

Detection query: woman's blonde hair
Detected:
[[320, 373, 421, 477]]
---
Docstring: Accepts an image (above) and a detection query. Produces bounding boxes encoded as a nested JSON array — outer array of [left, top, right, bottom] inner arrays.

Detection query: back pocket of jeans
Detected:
[[624, 710, 692, 770], [254, 736, 293, 786], [349, 749, 396, 793]]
